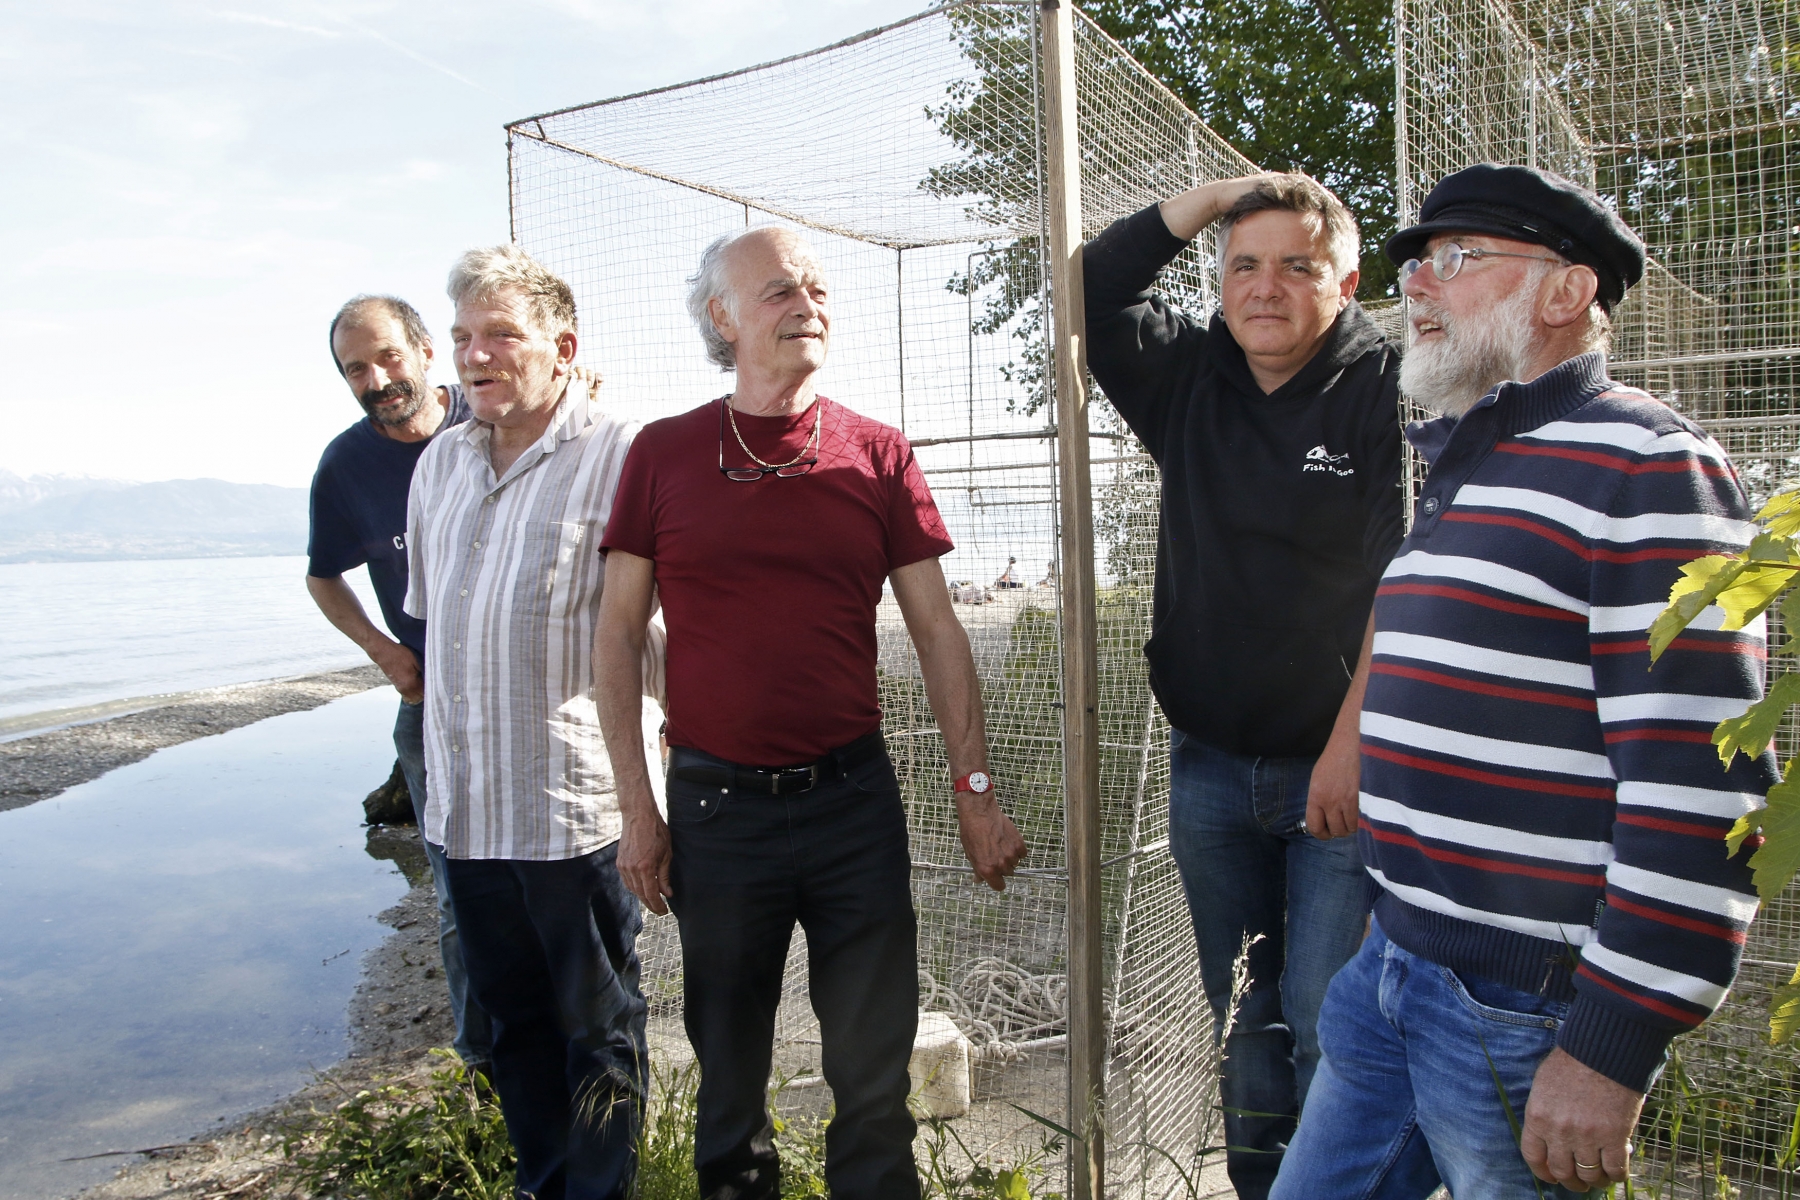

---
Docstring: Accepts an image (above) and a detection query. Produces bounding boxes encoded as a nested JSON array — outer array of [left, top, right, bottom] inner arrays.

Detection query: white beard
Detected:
[[1399, 284, 1540, 417]]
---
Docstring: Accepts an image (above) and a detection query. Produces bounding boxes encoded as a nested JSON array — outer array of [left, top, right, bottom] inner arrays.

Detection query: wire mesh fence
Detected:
[[507, 4, 1255, 1194], [1397, 0, 1800, 1192]]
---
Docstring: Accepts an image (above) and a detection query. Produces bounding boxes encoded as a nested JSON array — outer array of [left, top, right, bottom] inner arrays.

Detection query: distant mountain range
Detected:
[[0, 471, 309, 563]]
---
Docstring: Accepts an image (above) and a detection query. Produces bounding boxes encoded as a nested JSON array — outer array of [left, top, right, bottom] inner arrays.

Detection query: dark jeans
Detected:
[[667, 740, 921, 1200], [393, 699, 493, 1066], [444, 844, 648, 1200], [1168, 730, 1372, 1200]]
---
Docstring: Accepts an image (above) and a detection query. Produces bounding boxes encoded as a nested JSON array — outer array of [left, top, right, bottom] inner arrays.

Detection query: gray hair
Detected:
[[1215, 175, 1361, 278], [447, 244, 577, 339], [329, 295, 430, 375], [686, 231, 751, 371], [1580, 301, 1614, 355]]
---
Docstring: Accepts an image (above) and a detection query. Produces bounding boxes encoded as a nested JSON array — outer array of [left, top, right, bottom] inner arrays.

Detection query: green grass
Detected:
[[634, 1060, 699, 1200], [280, 1052, 1064, 1200]]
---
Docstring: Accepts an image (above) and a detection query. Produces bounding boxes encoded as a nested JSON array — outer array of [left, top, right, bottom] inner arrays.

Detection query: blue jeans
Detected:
[[394, 699, 494, 1067], [1168, 730, 1371, 1200], [1271, 921, 1588, 1199], [445, 843, 649, 1200], [667, 739, 920, 1200]]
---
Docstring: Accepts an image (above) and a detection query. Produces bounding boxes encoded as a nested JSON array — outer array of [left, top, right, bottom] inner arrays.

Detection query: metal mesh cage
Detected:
[[1397, 0, 1800, 1191], [507, 4, 1255, 1193]]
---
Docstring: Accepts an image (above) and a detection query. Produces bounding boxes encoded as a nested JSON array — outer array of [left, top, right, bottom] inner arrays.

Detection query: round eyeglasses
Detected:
[[1400, 242, 1568, 284]]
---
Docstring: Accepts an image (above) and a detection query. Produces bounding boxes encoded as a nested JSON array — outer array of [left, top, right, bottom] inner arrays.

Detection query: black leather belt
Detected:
[[668, 729, 886, 796]]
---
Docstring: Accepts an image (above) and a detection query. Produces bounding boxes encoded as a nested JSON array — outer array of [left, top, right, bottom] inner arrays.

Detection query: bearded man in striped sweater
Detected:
[[1272, 165, 1774, 1199]]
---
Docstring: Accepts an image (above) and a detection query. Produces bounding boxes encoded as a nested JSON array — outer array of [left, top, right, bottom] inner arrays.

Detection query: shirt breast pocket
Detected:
[[519, 520, 590, 619]]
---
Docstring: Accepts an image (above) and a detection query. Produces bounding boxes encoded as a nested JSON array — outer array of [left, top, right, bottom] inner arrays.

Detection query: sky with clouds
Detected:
[[0, 0, 926, 487]]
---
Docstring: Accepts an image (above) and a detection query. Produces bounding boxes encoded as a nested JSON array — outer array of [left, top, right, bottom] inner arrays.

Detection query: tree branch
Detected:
[[1309, 0, 1362, 67]]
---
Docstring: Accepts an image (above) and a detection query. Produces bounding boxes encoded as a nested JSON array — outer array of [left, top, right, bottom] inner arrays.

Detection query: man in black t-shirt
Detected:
[[1084, 175, 1403, 1199], [305, 294, 489, 1072]]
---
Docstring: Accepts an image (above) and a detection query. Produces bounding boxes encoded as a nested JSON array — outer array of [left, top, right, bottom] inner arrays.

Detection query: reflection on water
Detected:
[[0, 688, 410, 1199], [364, 823, 432, 888]]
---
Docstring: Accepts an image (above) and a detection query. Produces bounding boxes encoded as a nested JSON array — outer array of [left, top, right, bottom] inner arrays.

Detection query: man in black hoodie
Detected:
[[1084, 174, 1403, 1198]]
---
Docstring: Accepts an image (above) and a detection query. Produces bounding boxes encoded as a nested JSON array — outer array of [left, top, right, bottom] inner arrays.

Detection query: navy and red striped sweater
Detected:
[[1361, 351, 1774, 1091]]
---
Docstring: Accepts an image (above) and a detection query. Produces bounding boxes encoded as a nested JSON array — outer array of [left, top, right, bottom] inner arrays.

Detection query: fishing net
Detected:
[[1398, 0, 1800, 1190], [508, 3, 1256, 1194]]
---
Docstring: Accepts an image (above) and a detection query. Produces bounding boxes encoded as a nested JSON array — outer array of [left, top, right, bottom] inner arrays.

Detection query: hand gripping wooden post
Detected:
[[1039, 3, 1104, 1198]]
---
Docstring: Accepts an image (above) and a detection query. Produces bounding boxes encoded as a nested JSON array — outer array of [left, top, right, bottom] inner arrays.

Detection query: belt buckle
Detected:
[[770, 765, 820, 795]]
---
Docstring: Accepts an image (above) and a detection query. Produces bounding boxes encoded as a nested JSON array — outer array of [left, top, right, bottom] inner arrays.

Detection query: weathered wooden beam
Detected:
[[1039, 4, 1104, 1199]]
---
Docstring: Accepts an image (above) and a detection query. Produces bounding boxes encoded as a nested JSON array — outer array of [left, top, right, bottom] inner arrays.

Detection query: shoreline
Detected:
[[0, 665, 389, 814], [0, 664, 460, 1199], [69, 853, 462, 1200]]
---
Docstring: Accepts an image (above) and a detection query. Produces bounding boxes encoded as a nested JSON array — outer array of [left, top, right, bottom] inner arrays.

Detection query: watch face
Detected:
[[967, 771, 991, 793]]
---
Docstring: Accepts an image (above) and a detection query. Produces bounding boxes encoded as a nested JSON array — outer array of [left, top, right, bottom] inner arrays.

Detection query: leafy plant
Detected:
[[918, 1109, 1065, 1200], [771, 1100, 831, 1200], [283, 1051, 514, 1200], [1650, 484, 1800, 1042]]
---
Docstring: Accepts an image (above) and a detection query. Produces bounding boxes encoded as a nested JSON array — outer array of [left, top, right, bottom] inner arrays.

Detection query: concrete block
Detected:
[[910, 1010, 971, 1119]]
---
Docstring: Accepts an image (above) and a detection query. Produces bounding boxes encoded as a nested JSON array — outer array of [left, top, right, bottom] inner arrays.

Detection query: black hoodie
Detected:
[[1084, 204, 1404, 758]]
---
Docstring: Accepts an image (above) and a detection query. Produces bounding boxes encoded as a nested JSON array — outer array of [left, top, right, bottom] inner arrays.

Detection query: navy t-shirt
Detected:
[[307, 385, 470, 663]]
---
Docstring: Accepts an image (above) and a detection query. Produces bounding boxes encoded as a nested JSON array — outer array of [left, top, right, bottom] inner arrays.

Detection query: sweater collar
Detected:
[[1404, 351, 1613, 467], [1208, 300, 1386, 401]]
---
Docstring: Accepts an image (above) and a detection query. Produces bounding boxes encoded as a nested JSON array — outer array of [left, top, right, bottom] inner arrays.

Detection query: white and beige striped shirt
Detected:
[[404, 385, 653, 861]]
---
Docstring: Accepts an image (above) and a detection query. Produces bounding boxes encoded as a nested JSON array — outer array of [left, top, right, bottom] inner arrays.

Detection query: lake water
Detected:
[[0, 688, 409, 1199], [0, 557, 381, 732]]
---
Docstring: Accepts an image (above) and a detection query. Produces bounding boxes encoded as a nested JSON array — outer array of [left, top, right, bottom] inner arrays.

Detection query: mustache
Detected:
[[358, 379, 417, 409], [1409, 298, 1450, 329]]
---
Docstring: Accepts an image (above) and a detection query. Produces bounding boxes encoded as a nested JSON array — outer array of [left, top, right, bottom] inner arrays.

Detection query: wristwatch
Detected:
[[953, 770, 993, 796]]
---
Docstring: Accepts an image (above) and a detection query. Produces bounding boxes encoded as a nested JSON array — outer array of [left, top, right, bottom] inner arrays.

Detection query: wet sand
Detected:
[[0, 666, 391, 814]]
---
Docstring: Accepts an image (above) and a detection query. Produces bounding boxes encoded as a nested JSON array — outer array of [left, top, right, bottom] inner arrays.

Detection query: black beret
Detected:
[[1385, 164, 1646, 311]]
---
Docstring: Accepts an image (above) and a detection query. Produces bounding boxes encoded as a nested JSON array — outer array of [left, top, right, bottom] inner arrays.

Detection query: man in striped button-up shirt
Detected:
[[1275, 166, 1774, 1199], [405, 244, 661, 1200]]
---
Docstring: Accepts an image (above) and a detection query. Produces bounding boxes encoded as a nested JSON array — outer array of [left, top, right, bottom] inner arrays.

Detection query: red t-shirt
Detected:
[[601, 396, 954, 765]]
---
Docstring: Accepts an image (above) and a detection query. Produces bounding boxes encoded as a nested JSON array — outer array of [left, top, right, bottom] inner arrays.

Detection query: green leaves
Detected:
[[1714, 675, 1800, 765], [1648, 484, 1800, 1047], [1770, 964, 1800, 1046], [1649, 554, 1740, 659], [1759, 487, 1800, 540], [1082, 0, 1400, 297], [1649, 541, 1800, 662], [1650, 529, 1800, 663], [1724, 759, 1800, 906], [1725, 537, 1800, 626], [920, 1106, 1064, 1200], [993, 1168, 1034, 1200], [283, 1053, 514, 1200]]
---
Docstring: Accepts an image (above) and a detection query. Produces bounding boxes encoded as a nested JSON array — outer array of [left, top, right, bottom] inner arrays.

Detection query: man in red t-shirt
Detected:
[[595, 226, 1026, 1200]]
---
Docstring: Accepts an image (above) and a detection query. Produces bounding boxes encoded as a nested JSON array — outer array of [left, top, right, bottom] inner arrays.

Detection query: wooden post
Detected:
[[1039, 4, 1103, 1200]]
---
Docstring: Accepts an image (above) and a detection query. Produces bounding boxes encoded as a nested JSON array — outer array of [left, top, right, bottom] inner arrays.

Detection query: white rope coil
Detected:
[[919, 959, 1066, 1059]]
